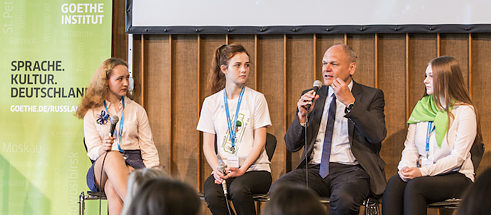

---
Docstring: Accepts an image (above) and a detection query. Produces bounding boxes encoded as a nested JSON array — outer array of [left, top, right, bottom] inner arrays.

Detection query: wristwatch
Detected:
[[345, 103, 354, 113]]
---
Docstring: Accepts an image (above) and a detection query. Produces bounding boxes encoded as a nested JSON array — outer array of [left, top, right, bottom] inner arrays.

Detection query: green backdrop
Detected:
[[0, 0, 112, 214]]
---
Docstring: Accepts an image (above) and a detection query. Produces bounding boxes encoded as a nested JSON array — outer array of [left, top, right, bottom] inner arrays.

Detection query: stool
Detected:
[[78, 191, 107, 215]]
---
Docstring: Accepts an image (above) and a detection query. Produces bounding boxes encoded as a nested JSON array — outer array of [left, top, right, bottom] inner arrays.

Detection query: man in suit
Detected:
[[270, 44, 387, 215]]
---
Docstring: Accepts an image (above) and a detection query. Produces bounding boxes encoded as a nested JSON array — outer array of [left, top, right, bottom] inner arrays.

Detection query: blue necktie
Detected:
[[319, 94, 336, 178]]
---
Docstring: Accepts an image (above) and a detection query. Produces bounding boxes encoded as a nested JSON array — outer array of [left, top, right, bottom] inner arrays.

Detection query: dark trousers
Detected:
[[204, 170, 272, 215], [382, 172, 472, 215], [270, 163, 370, 215]]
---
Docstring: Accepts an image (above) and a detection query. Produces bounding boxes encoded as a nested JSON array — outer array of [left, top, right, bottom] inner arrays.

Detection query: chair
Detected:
[[427, 134, 485, 210], [78, 138, 107, 215], [78, 191, 107, 215]]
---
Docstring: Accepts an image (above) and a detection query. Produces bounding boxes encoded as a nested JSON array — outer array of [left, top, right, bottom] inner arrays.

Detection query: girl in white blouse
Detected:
[[76, 58, 159, 215], [382, 56, 480, 215]]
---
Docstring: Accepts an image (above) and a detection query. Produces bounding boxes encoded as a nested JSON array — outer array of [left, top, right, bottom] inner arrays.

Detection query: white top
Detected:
[[310, 81, 358, 165], [84, 96, 160, 168], [398, 105, 477, 181], [197, 87, 272, 172]]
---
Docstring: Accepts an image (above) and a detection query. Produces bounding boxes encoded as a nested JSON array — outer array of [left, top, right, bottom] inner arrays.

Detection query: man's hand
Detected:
[[331, 78, 355, 106], [297, 90, 320, 124]]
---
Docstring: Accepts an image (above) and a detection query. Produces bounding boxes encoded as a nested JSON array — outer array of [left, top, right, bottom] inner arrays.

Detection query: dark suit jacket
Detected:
[[284, 81, 387, 196]]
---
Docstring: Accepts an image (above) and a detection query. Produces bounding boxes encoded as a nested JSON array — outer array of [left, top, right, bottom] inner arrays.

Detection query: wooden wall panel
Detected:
[[377, 34, 407, 179], [257, 35, 287, 180], [171, 35, 200, 187], [440, 34, 470, 88], [408, 34, 437, 112], [144, 35, 172, 173], [471, 34, 491, 174], [348, 34, 376, 87], [111, 0, 127, 59], [286, 35, 315, 169]]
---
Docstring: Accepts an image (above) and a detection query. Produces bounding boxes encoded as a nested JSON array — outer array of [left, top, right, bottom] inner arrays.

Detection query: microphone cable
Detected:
[[304, 114, 309, 188], [219, 164, 233, 215], [224, 188, 232, 215]]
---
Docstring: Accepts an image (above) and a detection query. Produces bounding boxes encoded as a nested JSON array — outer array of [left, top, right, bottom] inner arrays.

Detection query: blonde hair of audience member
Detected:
[[125, 178, 201, 215], [456, 167, 491, 215], [262, 183, 327, 215], [76, 57, 130, 119], [122, 167, 169, 215]]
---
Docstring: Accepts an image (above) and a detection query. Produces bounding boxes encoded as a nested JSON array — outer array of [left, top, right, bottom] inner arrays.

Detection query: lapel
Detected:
[[348, 81, 362, 144]]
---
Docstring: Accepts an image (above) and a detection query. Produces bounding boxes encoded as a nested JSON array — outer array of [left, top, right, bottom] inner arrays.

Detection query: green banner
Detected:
[[0, 0, 112, 214]]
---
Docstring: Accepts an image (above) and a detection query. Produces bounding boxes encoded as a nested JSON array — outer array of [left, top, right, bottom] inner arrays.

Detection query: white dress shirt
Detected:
[[309, 81, 358, 165]]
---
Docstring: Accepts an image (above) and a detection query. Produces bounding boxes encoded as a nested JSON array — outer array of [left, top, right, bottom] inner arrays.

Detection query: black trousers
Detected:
[[270, 163, 370, 215], [203, 170, 272, 215], [382, 172, 472, 215]]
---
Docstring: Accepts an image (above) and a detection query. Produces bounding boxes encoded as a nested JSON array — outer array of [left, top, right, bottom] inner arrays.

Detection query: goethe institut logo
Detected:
[[61, 2, 105, 25]]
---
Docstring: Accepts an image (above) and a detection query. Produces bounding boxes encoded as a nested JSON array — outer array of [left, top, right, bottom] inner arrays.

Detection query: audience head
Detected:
[[262, 183, 327, 215], [209, 43, 250, 94], [125, 177, 201, 215], [322, 44, 357, 86], [76, 57, 129, 118], [122, 167, 169, 215], [456, 167, 491, 215]]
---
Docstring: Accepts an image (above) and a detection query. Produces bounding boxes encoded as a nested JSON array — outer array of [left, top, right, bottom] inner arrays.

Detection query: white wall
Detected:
[[131, 0, 491, 27]]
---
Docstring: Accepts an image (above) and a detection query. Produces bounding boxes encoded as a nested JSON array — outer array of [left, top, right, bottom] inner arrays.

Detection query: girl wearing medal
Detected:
[[76, 58, 160, 215], [197, 44, 272, 215], [382, 56, 480, 215]]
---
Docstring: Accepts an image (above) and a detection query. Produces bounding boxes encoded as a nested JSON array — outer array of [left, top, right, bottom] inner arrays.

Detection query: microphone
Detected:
[[218, 163, 228, 196], [109, 115, 119, 137], [305, 80, 323, 110]]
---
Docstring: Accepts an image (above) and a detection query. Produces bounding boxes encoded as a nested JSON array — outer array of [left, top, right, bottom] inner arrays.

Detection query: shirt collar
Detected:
[[105, 97, 125, 111]]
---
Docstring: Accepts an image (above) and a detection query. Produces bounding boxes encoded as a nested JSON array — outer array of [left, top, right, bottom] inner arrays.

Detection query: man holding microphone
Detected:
[[270, 44, 387, 215]]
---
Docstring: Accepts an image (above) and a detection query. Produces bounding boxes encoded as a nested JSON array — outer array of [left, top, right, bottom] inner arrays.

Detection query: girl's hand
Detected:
[[98, 136, 115, 155], [212, 169, 226, 184], [223, 167, 246, 179], [399, 167, 422, 180]]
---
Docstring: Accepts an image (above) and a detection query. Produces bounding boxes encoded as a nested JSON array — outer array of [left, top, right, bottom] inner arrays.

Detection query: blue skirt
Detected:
[[86, 150, 145, 192]]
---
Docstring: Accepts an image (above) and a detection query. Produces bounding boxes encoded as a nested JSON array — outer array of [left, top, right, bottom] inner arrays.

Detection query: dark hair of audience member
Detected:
[[125, 178, 201, 215], [456, 167, 491, 215], [262, 183, 327, 215]]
